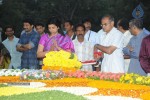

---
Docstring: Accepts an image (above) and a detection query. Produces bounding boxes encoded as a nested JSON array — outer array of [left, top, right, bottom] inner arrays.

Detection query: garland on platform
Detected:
[[42, 50, 82, 71]]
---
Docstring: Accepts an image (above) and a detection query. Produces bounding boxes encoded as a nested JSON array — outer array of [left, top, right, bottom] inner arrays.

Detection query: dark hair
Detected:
[[47, 16, 65, 36], [129, 19, 143, 29], [4, 25, 15, 32], [118, 18, 129, 30], [82, 17, 92, 24], [23, 18, 34, 25], [75, 24, 86, 31], [35, 22, 45, 27], [64, 20, 74, 26], [102, 14, 114, 22]]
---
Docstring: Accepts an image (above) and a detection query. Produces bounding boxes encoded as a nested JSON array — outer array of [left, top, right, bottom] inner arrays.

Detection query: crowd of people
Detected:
[[0, 14, 150, 76]]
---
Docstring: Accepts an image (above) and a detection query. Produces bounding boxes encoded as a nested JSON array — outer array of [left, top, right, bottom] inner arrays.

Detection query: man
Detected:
[[73, 24, 94, 71], [35, 22, 45, 36], [2, 25, 22, 69], [16, 19, 40, 69], [117, 18, 133, 73], [139, 35, 150, 76], [94, 15, 125, 73], [123, 19, 148, 76], [82, 17, 98, 45], [35, 22, 45, 69], [64, 20, 76, 40]]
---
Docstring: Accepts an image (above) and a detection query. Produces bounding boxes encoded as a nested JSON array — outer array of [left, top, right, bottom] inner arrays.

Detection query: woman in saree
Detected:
[[37, 17, 74, 58], [0, 42, 11, 69]]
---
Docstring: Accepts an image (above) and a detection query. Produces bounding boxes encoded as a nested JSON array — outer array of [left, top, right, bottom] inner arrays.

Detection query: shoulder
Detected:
[[143, 34, 150, 41], [2, 39, 8, 44]]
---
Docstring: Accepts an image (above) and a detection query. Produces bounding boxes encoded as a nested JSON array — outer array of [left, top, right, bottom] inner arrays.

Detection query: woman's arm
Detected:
[[37, 44, 49, 58]]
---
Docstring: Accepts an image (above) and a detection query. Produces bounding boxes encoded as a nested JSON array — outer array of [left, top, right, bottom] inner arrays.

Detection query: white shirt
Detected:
[[99, 27, 125, 73], [123, 30, 133, 73], [84, 30, 98, 45], [123, 30, 133, 47], [2, 36, 22, 69], [73, 39, 94, 71]]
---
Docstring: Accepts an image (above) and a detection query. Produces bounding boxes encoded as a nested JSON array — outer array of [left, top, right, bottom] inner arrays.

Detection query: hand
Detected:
[[127, 45, 134, 52], [53, 39, 62, 51]]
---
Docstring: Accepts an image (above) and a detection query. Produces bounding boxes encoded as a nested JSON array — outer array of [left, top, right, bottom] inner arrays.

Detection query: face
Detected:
[[64, 22, 73, 32], [117, 20, 122, 32], [35, 25, 45, 35], [48, 24, 59, 35], [129, 23, 136, 35], [23, 22, 33, 32], [5, 28, 14, 37], [101, 17, 114, 33], [83, 21, 91, 31], [76, 26, 85, 38]]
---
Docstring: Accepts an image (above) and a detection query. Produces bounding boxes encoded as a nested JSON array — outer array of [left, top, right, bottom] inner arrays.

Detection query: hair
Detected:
[[47, 16, 65, 36], [82, 17, 92, 24], [118, 18, 129, 30], [75, 24, 86, 31], [64, 20, 74, 26], [102, 14, 114, 22], [35, 22, 45, 27], [129, 19, 143, 29], [4, 25, 15, 32], [23, 18, 34, 25]]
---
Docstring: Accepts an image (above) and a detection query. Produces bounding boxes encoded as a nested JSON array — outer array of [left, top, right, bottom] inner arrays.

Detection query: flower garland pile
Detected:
[[20, 70, 64, 80], [119, 73, 150, 86], [42, 50, 82, 72]]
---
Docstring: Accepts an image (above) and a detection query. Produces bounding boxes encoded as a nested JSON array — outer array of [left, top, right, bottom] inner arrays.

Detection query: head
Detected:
[[23, 18, 34, 33], [75, 24, 86, 39], [47, 17, 64, 36], [117, 18, 129, 33], [64, 20, 74, 32], [101, 15, 114, 33], [35, 23, 45, 35], [129, 19, 143, 36], [4, 25, 15, 37], [82, 17, 92, 32]]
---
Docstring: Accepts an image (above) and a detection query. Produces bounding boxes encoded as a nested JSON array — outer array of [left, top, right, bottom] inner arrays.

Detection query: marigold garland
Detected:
[[42, 50, 82, 72]]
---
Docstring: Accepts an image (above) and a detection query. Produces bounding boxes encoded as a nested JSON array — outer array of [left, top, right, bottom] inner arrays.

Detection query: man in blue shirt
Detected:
[[123, 19, 148, 76], [16, 19, 40, 69]]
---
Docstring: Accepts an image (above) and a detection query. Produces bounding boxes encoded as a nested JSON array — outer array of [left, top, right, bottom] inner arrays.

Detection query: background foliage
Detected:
[[0, 0, 149, 38]]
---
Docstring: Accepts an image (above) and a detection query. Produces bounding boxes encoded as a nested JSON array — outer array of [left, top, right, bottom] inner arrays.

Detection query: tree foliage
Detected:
[[0, 0, 149, 37]]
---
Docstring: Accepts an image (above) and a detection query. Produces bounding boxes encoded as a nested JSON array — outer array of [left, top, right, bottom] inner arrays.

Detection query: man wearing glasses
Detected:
[[94, 15, 125, 73]]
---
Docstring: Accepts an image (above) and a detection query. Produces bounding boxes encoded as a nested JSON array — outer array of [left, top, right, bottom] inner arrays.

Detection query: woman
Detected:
[[0, 42, 11, 69], [37, 17, 74, 58]]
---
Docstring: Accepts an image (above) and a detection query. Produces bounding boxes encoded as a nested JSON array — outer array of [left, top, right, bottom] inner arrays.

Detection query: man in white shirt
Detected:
[[94, 15, 125, 73], [117, 18, 133, 73], [2, 25, 22, 69], [82, 17, 98, 45], [73, 24, 94, 71]]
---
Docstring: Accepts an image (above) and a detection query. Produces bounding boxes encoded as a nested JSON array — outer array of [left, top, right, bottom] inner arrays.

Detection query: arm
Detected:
[[16, 44, 29, 51], [0, 56, 3, 66], [94, 44, 117, 55], [139, 38, 150, 73], [37, 44, 49, 58]]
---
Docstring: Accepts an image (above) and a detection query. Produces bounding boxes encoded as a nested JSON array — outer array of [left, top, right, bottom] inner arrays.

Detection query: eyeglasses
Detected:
[[101, 22, 111, 27]]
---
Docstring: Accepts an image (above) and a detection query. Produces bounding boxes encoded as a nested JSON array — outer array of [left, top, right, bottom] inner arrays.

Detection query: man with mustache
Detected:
[[73, 24, 94, 71]]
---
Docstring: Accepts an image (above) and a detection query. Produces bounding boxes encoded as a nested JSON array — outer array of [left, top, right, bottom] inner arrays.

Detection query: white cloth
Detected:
[[123, 30, 133, 73], [73, 39, 94, 71], [2, 36, 22, 69], [84, 30, 98, 45], [99, 27, 125, 73]]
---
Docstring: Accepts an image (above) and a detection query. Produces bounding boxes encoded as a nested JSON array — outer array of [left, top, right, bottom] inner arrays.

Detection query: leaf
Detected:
[[69, 53, 74, 59]]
